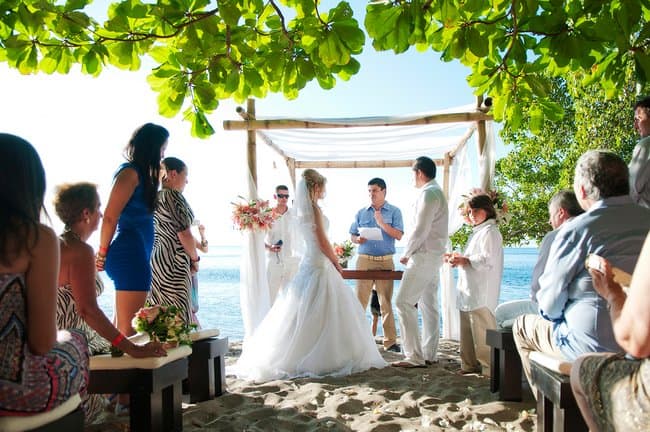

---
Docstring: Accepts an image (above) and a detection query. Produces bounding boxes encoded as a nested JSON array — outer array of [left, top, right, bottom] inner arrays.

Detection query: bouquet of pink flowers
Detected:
[[459, 188, 511, 225], [231, 196, 276, 232], [333, 240, 355, 267], [131, 305, 194, 347]]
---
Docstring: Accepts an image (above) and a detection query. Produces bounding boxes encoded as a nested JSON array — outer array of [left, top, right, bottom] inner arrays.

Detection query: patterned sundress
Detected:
[[0, 273, 89, 417]]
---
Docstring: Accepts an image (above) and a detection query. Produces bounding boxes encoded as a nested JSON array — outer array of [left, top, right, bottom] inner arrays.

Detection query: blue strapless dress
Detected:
[[105, 162, 154, 291]]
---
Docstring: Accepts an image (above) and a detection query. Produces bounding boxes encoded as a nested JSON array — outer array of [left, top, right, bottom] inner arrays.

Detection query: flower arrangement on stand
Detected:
[[131, 305, 195, 348], [333, 240, 355, 268], [231, 196, 277, 232]]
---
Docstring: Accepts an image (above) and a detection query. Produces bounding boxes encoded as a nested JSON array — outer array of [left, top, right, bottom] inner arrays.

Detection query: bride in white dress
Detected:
[[235, 169, 388, 381]]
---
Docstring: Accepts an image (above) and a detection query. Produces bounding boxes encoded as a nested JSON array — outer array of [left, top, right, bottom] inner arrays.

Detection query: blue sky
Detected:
[[0, 2, 497, 246]]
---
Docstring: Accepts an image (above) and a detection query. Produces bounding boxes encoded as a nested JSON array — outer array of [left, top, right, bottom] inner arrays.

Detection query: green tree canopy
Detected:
[[494, 69, 650, 246], [1, 1, 649, 136]]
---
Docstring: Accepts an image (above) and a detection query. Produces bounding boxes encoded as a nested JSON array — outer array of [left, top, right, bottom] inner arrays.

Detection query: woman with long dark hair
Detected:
[[96, 123, 169, 336], [0, 133, 89, 417]]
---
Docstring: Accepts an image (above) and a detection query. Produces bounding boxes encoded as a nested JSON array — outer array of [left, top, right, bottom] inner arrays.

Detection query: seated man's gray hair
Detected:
[[574, 150, 629, 201]]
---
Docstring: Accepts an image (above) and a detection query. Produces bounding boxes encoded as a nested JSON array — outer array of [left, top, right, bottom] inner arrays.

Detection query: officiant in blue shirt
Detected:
[[349, 177, 404, 352]]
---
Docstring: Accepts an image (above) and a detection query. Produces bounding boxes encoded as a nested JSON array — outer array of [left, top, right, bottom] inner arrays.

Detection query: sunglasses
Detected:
[[277, 194, 290, 199]]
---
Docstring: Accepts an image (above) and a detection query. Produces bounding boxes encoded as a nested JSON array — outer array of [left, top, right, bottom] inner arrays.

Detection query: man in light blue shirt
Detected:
[[513, 150, 650, 399], [350, 177, 404, 352], [495, 190, 584, 328]]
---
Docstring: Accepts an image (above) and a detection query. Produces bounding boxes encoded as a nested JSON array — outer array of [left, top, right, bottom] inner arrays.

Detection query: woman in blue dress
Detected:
[[96, 123, 169, 336]]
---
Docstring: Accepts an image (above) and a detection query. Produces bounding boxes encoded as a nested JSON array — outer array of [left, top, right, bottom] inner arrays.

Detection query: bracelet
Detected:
[[111, 333, 126, 347], [99, 246, 108, 254], [201, 239, 208, 247]]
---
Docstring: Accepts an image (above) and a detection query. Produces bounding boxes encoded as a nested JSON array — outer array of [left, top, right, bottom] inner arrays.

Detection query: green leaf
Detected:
[[218, 0, 241, 26], [65, 0, 92, 11], [634, 52, 650, 83], [466, 27, 488, 58], [82, 48, 100, 75]]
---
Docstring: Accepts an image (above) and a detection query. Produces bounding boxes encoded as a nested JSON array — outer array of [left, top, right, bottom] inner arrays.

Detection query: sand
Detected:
[[87, 339, 537, 431]]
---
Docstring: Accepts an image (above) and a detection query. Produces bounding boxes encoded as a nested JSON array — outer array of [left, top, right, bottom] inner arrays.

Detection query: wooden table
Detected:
[[342, 270, 403, 280]]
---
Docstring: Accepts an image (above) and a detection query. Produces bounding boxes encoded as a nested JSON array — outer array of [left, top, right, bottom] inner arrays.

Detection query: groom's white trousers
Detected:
[[395, 251, 443, 364]]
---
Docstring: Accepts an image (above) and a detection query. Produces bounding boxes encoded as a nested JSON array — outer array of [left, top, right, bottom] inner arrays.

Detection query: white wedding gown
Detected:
[[234, 211, 388, 382]]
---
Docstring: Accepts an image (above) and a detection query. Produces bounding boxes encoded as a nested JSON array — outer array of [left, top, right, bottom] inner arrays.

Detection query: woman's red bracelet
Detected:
[[99, 246, 108, 254], [111, 333, 126, 347]]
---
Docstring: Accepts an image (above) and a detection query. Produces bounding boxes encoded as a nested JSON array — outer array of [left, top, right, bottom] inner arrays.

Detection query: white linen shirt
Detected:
[[264, 208, 296, 262], [456, 219, 504, 313], [629, 135, 650, 208], [402, 179, 448, 259]]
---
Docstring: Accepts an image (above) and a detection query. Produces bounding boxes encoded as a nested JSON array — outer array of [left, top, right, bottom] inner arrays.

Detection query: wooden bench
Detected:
[[186, 329, 229, 402], [88, 345, 191, 432], [530, 352, 587, 432], [486, 328, 523, 401], [0, 394, 83, 432]]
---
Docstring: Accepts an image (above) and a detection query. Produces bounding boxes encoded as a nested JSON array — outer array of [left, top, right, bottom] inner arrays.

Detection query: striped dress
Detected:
[[149, 188, 195, 325], [57, 276, 111, 355], [56, 276, 110, 421]]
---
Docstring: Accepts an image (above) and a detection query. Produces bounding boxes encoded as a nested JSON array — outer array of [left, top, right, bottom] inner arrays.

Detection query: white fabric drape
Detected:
[[441, 139, 472, 340], [239, 171, 271, 341]]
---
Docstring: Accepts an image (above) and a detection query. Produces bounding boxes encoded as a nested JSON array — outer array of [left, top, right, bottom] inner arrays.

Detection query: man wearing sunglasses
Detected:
[[265, 185, 298, 304]]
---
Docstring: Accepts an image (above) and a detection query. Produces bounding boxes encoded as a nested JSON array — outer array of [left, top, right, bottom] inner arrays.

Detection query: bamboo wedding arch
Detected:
[[223, 97, 495, 341], [222, 96, 494, 197]]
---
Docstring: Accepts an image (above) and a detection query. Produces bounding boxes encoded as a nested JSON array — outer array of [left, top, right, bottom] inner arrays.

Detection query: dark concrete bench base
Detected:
[[486, 328, 523, 401], [531, 360, 587, 432], [186, 336, 229, 403], [89, 357, 188, 432]]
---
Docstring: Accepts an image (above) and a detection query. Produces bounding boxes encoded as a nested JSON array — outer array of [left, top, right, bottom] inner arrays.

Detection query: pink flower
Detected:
[[142, 306, 161, 323]]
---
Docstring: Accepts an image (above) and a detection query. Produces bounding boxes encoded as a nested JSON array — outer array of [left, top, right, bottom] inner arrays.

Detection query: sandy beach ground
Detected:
[[88, 339, 537, 431]]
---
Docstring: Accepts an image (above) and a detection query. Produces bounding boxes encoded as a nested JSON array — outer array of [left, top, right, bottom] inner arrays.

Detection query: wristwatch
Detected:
[[201, 239, 208, 247]]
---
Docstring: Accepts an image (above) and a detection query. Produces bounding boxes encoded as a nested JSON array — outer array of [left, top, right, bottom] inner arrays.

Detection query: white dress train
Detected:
[[234, 213, 387, 382]]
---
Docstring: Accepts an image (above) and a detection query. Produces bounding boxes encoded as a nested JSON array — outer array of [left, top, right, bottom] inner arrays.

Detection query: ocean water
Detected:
[[98, 247, 538, 342]]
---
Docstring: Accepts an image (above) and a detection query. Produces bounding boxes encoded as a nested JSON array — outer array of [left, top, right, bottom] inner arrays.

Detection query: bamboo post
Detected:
[[443, 152, 451, 200], [476, 96, 486, 156], [246, 98, 257, 188], [287, 157, 296, 190], [223, 111, 493, 131]]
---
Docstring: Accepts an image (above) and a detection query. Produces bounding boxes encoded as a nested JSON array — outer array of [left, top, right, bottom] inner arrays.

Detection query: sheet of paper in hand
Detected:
[[586, 254, 632, 291], [359, 227, 383, 241]]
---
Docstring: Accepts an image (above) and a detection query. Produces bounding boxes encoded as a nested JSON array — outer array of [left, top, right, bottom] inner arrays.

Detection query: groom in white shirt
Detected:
[[393, 156, 449, 368]]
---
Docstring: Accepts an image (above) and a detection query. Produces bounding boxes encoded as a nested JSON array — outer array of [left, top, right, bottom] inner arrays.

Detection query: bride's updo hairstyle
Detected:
[[302, 169, 326, 202]]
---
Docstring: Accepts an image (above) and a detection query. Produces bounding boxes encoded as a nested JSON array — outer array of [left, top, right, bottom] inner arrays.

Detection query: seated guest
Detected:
[[571, 233, 650, 431], [0, 134, 89, 417], [54, 182, 166, 357], [495, 190, 583, 328], [54, 182, 166, 421], [513, 150, 650, 398]]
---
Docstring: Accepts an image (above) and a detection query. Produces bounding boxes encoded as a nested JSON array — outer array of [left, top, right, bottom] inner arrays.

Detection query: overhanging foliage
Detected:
[[1, 1, 649, 137]]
